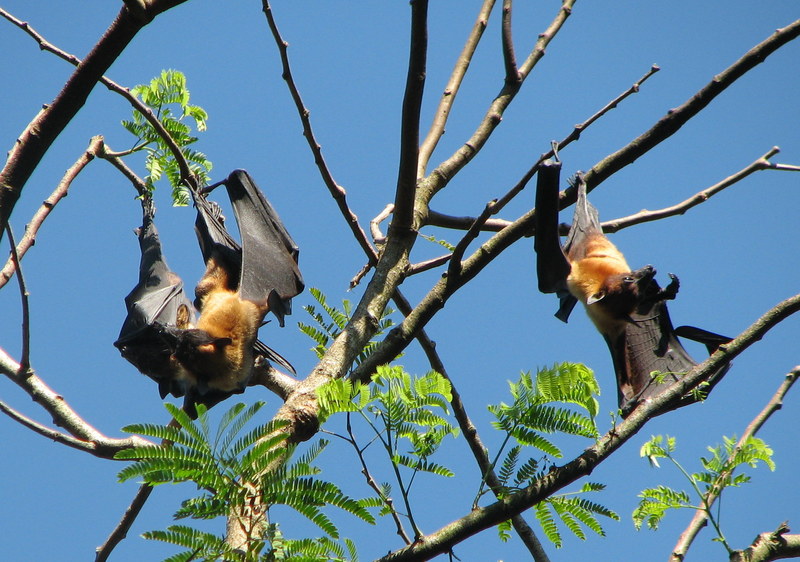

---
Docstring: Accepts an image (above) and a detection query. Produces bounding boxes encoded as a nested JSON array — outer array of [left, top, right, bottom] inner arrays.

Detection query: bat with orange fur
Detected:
[[534, 158, 729, 416]]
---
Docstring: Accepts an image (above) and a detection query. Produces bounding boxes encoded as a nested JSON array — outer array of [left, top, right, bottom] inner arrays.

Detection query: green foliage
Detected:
[[485, 364, 613, 546], [121, 69, 212, 204], [317, 366, 458, 536], [116, 402, 372, 561], [533, 486, 620, 548], [489, 364, 600, 460], [634, 434, 774, 551], [299, 287, 396, 367]]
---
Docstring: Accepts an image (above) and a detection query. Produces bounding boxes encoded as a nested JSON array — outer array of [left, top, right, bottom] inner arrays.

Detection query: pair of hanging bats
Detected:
[[534, 157, 730, 416], [114, 170, 304, 414], [115, 160, 725, 418]]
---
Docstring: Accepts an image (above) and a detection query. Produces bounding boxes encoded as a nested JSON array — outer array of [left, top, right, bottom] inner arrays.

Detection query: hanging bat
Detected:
[[114, 196, 197, 402], [534, 157, 729, 416], [115, 170, 304, 412]]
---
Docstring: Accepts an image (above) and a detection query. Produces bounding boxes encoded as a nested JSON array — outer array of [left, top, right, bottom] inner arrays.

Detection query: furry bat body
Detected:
[[534, 158, 729, 416], [115, 170, 304, 411]]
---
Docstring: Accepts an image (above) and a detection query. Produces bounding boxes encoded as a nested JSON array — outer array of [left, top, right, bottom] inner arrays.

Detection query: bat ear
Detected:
[[586, 291, 606, 305], [176, 304, 192, 329]]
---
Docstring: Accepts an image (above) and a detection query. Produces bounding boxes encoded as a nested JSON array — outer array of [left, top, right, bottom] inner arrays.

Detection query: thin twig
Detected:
[[345, 414, 413, 545], [95, 483, 154, 562], [392, 285, 549, 560], [5, 226, 30, 371], [493, 63, 661, 216], [602, 147, 787, 232], [407, 254, 452, 276], [447, 200, 496, 279], [670, 367, 800, 561], [260, 1, 377, 265], [418, 0, 496, 177], [0, 136, 101, 290]]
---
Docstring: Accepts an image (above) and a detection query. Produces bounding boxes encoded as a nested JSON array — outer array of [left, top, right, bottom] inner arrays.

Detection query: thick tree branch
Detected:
[[376, 292, 800, 560], [730, 523, 800, 562], [418, 0, 496, 177], [582, 19, 800, 196], [0, 0, 189, 233], [670, 367, 800, 561], [392, 0, 428, 235]]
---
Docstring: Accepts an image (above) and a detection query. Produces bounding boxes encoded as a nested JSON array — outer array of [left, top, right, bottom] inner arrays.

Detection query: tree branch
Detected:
[[602, 147, 794, 233], [730, 523, 800, 562], [420, 0, 575, 203], [260, 0, 378, 266], [0, 348, 152, 458], [417, 0, 496, 177], [582, 19, 800, 196], [392, 0, 428, 235], [501, 0, 520, 85], [0, 136, 102, 290], [0, 0, 189, 233], [376, 292, 800, 560], [670, 367, 800, 561], [0, 9, 195, 188]]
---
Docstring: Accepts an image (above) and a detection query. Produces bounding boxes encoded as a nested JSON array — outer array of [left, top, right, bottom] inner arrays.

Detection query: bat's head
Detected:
[[586, 264, 656, 317], [170, 329, 233, 382]]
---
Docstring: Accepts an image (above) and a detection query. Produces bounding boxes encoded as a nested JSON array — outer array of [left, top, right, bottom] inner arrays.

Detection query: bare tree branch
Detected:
[[602, 147, 794, 233], [501, 0, 520, 85], [670, 367, 800, 561], [418, 0, 496, 177], [0, 0, 189, 232], [730, 522, 800, 562], [375, 291, 800, 560], [420, 0, 576, 203], [0, 9, 195, 188], [583, 19, 800, 196], [260, 0, 378, 266], [5, 226, 30, 370], [95, 484, 155, 562], [392, 0, 428, 235], [0, 348, 152, 458], [0, 136, 102, 290]]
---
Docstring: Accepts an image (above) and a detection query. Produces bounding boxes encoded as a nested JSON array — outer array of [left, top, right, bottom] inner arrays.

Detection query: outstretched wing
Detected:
[[114, 199, 196, 399]]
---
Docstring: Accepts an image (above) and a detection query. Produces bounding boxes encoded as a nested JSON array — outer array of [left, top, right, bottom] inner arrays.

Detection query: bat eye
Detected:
[[623, 276, 635, 284]]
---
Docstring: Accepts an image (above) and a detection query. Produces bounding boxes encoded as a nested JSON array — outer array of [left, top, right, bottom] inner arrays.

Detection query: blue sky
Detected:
[[1, 1, 799, 561]]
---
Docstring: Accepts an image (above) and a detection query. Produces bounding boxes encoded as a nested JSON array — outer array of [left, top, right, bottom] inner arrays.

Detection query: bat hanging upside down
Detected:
[[114, 170, 304, 414], [534, 157, 730, 416]]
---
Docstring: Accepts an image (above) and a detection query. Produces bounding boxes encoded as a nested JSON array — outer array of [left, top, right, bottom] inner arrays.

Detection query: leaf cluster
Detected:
[[299, 287, 396, 367], [633, 434, 775, 535], [121, 69, 212, 204], [116, 402, 374, 560], [489, 364, 613, 547]]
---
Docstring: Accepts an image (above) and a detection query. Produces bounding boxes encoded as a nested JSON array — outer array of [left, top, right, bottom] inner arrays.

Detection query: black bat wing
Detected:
[[114, 200, 197, 399], [609, 278, 732, 417], [224, 169, 304, 326], [534, 159, 577, 322]]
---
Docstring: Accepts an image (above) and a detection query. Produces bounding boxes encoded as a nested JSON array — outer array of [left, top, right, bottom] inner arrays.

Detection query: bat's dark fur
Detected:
[[534, 158, 729, 416]]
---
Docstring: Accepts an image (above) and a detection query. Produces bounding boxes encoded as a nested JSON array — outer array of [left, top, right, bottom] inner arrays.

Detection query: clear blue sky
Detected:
[[1, 1, 799, 561]]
